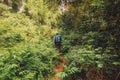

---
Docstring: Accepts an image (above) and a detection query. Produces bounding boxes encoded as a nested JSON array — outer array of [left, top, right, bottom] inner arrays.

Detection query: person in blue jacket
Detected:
[[54, 33, 62, 52]]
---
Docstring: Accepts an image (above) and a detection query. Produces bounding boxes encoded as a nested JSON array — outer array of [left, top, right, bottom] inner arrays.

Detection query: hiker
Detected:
[[54, 33, 62, 52]]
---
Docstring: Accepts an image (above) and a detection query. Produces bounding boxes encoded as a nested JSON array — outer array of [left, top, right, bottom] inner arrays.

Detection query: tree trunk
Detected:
[[7, 0, 12, 6], [3, 0, 12, 6], [18, 0, 24, 13]]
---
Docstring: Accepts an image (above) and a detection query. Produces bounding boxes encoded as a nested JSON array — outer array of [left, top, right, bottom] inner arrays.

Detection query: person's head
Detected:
[[56, 33, 59, 35]]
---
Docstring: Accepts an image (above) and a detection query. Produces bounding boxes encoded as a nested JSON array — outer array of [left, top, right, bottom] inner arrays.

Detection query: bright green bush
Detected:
[[0, 1, 61, 79]]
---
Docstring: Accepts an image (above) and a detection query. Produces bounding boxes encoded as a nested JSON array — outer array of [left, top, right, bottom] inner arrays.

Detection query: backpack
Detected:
[[55, 35, 61, 42]]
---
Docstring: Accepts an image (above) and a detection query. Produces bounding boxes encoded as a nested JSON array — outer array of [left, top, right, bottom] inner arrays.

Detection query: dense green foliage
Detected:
[[57, 0, 120, 80], [0, 0, 119, 80], [0, 0, 59, 80]]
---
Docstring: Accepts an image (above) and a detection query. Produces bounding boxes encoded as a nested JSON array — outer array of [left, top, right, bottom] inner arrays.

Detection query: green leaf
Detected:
[[112, 62, 120, 65], [56, 72, 68, 79], [97, 63, 103, 68]]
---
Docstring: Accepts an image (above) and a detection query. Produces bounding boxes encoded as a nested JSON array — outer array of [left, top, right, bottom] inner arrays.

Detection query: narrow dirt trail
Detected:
[[52, 54, 67, 80]]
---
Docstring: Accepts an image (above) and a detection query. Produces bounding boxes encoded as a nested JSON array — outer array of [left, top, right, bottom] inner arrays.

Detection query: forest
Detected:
[[0, 0, 120, 80]]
